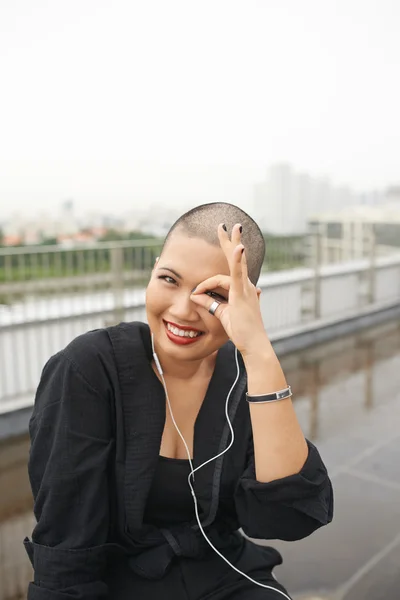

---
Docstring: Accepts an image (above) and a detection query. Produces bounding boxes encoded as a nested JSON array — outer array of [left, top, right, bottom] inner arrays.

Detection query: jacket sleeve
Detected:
[[24, 346, 114, 599], [234, 437, 333, 541]]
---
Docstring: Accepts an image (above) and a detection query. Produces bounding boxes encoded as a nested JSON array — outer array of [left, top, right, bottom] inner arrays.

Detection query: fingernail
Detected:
[[239, 225, 243, 233], [222, 224, 227, 231], [191, 286, 197, 293]]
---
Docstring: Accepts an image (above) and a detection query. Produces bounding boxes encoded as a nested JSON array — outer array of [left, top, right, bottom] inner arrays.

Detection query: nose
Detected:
[[169, 289, 199, 323]]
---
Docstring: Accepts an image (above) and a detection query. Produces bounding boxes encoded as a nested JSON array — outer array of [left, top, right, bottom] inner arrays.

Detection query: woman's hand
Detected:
[[190, 223, 269, 357]]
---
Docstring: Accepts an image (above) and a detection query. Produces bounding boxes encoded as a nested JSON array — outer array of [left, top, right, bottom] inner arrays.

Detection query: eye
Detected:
[[206, 290, 227, 302], [158, 275, 177, 285]]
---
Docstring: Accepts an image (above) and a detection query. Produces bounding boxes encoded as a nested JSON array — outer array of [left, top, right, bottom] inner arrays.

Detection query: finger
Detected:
[[241, 246, 249, 283], [230, 244, 245, 295], [191, 274, 231, 295], [217, 223, 244, 281], [231, 223, 250, 284], [217, 223, 233, 256], [231, 223, 243, 247], [190, 293, 224, 318]]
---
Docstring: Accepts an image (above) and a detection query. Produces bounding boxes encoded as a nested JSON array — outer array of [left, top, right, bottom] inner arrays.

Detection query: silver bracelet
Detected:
[[246, 385, 292, 404]]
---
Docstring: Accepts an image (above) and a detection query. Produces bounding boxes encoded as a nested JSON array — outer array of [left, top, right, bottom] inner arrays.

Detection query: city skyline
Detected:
[[0, 159, 396, 223], [2, 161, 397, 246], [1, 0, 399, 218]]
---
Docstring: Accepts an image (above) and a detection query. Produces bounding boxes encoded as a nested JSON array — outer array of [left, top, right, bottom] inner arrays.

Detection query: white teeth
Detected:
[[166, 322, 201, 338]]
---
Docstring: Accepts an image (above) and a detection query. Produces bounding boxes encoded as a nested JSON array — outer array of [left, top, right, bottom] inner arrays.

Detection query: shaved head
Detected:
[[162, 202, 265, 284]]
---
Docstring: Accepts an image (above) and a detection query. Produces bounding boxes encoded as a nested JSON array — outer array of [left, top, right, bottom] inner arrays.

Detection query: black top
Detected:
[[143, 456, 194, 527], [24, 321, 334, 599]]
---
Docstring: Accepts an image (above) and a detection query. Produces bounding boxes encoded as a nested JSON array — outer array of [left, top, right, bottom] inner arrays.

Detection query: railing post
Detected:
[[364, 337, 374, 410], [301, 223, 322, 322], [309, 360, 320, 439], [110, 246, 125, 324], [367, 223, 376, 305], [313, 223, 322, 319]]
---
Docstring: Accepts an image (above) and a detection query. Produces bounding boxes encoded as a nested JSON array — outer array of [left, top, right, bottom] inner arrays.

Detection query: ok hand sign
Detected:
[[190, 223, 268, 357]]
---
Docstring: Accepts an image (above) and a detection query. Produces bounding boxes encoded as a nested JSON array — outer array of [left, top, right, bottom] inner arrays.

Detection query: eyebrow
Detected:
[[158, 266, 183, 280]]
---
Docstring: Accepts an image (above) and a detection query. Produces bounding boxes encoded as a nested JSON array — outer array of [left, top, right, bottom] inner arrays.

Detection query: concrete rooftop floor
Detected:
[[264, 320, 400, 599]]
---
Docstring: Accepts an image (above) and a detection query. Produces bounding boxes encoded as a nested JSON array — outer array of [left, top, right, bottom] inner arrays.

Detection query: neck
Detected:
[[153, 345, 217, 382]]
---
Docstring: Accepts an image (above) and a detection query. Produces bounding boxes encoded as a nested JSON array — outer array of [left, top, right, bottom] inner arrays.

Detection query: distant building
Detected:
[[253, 163, 361, 235], [254, 163, 296, 234], [385, 186, 400, 203], [58, 199, 79, 236], [61, 199, 74, 214], [308, 203, 400, 263], [2, 234, 24, 246], [136, 205, 180, 237], [57, 231, 99, 246]]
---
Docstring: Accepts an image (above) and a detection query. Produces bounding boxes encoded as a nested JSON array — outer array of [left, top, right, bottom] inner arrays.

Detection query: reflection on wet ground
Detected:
[[268, 320, 400, 599], [1, 320, 400, 599], [0, 436, 34, 600]]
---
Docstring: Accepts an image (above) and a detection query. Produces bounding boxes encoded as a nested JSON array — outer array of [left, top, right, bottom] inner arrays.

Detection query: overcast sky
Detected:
[[0, 0, 399, 220]]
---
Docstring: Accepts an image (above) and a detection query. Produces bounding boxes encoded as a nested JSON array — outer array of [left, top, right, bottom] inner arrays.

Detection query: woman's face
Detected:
[[146, 232, 230, 363]]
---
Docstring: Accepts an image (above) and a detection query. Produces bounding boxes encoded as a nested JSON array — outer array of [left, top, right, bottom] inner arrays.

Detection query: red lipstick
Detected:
[[165, 320, 203, 332], [163, 321, 204, 346]]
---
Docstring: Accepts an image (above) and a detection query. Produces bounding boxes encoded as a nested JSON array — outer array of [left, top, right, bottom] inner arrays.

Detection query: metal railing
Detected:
[[0, 235, 306, 322], [2, 230, 400, 412], [0, 238, 162, 305]]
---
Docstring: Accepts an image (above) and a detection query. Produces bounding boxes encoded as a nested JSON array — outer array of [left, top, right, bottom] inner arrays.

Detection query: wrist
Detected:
[[241, 336, 274, 365], [242, 341, 288, 396]]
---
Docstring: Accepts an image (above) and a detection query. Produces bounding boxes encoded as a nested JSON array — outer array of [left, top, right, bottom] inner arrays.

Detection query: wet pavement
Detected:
[[267, 320, 400, 599], [1, 320, 400, 599]]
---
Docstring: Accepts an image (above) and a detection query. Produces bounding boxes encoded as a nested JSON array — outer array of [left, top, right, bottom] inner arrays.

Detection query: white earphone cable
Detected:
[[151, 333, 292, 600]]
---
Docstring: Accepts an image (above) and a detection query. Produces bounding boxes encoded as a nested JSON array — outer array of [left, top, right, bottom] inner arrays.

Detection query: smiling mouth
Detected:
[[164, 320, 204, 339]]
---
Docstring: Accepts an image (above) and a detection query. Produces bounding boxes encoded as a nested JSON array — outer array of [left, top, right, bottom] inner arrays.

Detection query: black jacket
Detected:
[[24, 321, 333, 599]]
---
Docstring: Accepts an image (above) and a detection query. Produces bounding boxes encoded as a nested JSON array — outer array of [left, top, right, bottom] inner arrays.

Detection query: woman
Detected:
[[24, 202, 333, 599]]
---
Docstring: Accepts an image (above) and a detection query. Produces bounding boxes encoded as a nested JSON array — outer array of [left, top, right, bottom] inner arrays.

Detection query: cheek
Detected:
[[146, 281, 166, 314]]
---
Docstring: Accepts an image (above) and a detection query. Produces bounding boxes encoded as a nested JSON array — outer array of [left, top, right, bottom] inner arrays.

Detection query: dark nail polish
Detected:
[[191, 286, 197, 293], [239, 225, 243, 233], [222, 224, 227, 231]]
